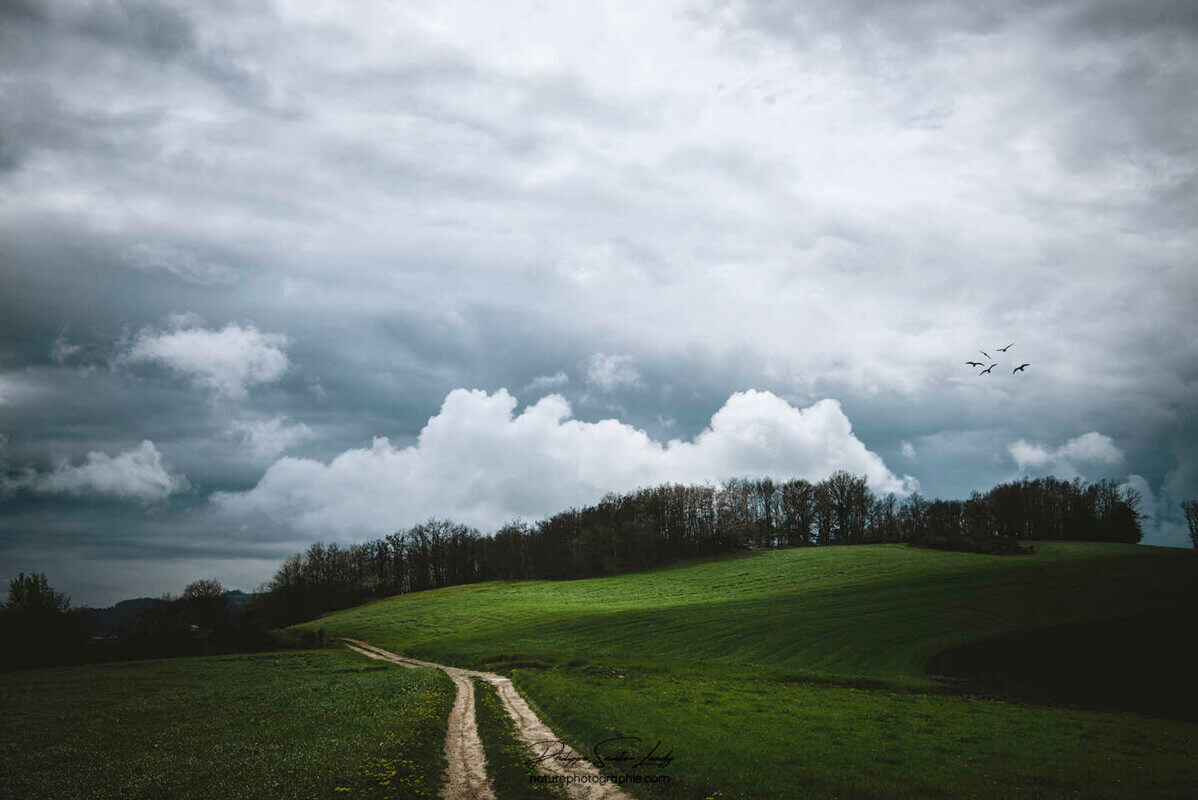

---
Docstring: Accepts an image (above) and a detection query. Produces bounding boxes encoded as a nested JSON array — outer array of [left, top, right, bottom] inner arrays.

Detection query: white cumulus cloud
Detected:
[[0, 373, 41, 406], [525, 371, 570, 393], [32, 441, 187, 503], [123, 318, 289, 399], [127, 242, 238, 286], [584, 353, 642, 392], [1008, 431, 1123, 479], [230, 416, 315, 461], [213, 388, 915, 538], [1121, 472, 1193, 548], [51, 329, 83, 364]]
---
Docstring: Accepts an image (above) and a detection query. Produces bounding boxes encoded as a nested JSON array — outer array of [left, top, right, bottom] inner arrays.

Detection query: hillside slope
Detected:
[[303, 541, 1198, 684]]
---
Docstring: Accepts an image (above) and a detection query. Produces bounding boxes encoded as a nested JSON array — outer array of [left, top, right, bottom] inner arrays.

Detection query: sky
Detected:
[[1, 0, 1195, 605]]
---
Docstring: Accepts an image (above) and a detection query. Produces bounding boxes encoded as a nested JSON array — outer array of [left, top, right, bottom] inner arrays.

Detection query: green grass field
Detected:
[[513, 669, 1196, 800], [301, 542, 1197, 683], [473, 677, 568, 800], [0, 649, 454, 800], [302, 542, 1198, 799]]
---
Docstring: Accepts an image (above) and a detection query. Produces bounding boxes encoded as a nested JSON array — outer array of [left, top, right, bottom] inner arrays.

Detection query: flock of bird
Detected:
[[966, 342, 1030, 376]]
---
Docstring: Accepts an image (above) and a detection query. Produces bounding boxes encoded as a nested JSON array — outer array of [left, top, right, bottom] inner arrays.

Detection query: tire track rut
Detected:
[[340, 638, 631, 800]]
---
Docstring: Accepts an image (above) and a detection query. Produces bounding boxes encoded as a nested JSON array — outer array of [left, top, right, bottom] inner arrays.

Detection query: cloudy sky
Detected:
[[2, 0, 1195, 605]]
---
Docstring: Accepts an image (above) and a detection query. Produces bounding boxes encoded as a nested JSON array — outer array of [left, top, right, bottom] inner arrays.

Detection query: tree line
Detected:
[[256, 472, 1147, 626], [6, 474, 1191, 669], [0, 573, 317, 671]]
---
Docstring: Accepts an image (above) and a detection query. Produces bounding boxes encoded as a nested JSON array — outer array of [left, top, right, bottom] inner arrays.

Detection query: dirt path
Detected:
[[340, 638, 631, 800]]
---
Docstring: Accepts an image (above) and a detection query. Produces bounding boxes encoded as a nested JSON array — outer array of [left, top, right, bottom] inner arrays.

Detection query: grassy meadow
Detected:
[[514, 668, 1197, 800], [473, 677, 568, 800], [0, 648, 454, 800], [300, 542, 1196, 683], [4, 542, 1195, 800], [301, 542, 1198, 799]]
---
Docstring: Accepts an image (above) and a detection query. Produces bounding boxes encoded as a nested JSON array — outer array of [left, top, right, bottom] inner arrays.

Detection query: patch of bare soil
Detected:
[[925, 611, 1198, 721]]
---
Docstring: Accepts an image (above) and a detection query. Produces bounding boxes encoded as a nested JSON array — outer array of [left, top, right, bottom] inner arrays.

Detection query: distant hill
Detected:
[[80, 590, 257, 635], [222, 590, 255, 609], [79, 598, 167, 635]]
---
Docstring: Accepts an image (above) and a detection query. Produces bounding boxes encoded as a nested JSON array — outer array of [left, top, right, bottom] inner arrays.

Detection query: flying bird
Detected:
[[979, 365, 996, 375], [1013, 363, 1030, 373], [966, 361, 983, 367], [998, 342, 1015, 352], [979, 350, 991, 360]]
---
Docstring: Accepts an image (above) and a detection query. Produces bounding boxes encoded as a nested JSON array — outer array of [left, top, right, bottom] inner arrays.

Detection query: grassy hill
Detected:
[[9, 544, 1192, 800], [302, 541, 1198, 799], [300, 541, 1197, 683]]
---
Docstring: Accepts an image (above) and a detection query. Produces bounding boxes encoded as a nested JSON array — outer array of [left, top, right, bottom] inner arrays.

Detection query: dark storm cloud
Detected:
[[722, 0, 1198, 51], [0, 82, 164, 174], [0, 0, 45, 24], [725, 0, 1198, 180], [1060, 0, 1198, 37], [3, 0, 267, 105], [717, 0, 1014, 49], [2, 0, 1196, 602], [73, 1, 196, 60]]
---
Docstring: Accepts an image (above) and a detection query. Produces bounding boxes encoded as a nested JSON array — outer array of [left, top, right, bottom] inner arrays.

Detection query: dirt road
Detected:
[[341, 638, 631, 800]]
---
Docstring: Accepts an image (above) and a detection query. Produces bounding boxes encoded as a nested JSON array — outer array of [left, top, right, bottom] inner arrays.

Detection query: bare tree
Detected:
[[823, 470, 872, 544], [780, 479, 816, 546], [1183, 500, 1198, 549], [181, 578, 229, 629]]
